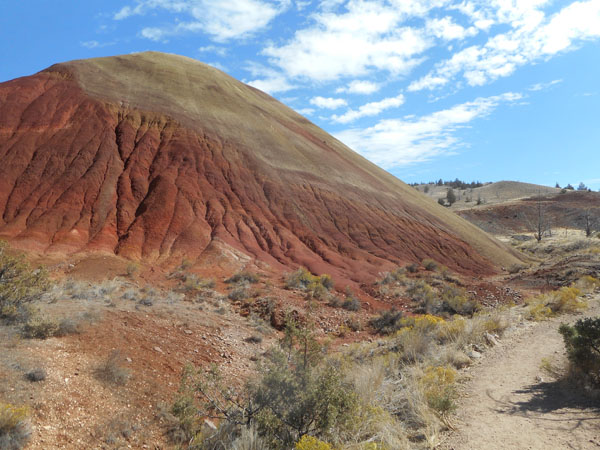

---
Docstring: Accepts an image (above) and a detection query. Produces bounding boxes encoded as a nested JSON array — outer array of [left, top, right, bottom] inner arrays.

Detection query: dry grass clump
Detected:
[[507, 263, 528, 274], [228, 285, 251, 301], [182, 274, 216, 291], [125, 262, 139, 277], [346, 305, 514, 446], [573, 275, 600, 293], [95, 350, 131, 386], [376, 267, 409, 298], [376, 267, 407, 285], [0, 403, 31, 450], [524, 279, 593, 320]]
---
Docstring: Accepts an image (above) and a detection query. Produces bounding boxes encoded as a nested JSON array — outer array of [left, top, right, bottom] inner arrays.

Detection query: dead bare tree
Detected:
[[523, 194, 551, 242], [583, 209, 597, 237]]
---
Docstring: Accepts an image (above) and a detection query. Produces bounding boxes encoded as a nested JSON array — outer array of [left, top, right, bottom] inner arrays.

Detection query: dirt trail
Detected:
[[442, 299, 600, 450]]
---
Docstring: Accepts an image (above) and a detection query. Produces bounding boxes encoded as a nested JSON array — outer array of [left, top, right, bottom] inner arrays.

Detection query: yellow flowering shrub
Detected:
[[295, 435, 333, 450], [420, 366, 457, 414]]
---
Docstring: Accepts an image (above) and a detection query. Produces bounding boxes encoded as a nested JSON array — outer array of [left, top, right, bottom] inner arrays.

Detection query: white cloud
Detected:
[[410, 0, 600, 91], [245, 62, 296, 94], [529, 79, 562, 91], [426, 16, 477, 41], [198, 45, 227, 56], [336, 92, 522, 168], [80, 40, 116, 49], [407, 74, 448, 92], [332, 94, 405, 123], [248, 76, 296, 94], [116, 0, 290, 42], [336, 80, 382, 94], [263, 0, 434, 81], [297, 107, 316, 115], [114, 1, 189, 20], [310, 96, 348, 109], [205, 61, 228, 72]]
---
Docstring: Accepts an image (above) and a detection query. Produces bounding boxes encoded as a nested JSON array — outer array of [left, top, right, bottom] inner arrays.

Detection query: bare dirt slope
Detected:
[[0, 52, 521, 285], [457, 190, 600, 236], [442, 299, 600, 450]]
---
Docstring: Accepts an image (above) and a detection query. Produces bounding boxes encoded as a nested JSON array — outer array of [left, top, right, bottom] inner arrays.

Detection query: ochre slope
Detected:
[[0, 52, 521, 283]]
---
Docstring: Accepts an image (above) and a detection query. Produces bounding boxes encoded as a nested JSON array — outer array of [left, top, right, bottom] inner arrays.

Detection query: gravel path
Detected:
[[441, 300, 600, 450]]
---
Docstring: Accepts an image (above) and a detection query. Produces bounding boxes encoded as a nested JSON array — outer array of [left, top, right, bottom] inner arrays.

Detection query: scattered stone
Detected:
[[204, 419, 217, 430], [153, 346, 164, 354], [184, 329, 193, 335], [467, 349, 482, 359], [485, 332, 500, 346]]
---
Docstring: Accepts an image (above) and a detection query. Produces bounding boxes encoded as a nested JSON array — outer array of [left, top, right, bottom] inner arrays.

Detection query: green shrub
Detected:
[[439, 285, 479, 316], [0, 242, 50, 323], [370, 310, 403, 335], [405, 263, 418, 273], [25, 368, 46, 382], [406, 280, 435, 305], [341, 296, 360, 311], [228, 285, 251, 301], [253, 350, 358, 448], [170, 320, 358, 450], [226, 271, 260, 284], [21, 316, 58, 339], [285, 268, 333, 299], [0, 403, 31, 450], [422, 259, 438, 271], [559, 317, 600, 385]]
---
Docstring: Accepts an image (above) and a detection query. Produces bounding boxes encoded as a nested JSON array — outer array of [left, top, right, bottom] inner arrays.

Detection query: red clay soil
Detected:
[[0, 52, 520, 287]]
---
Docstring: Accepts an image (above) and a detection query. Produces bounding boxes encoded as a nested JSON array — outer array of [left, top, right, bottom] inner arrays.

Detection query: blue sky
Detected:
[[1, 0, 599, 189]]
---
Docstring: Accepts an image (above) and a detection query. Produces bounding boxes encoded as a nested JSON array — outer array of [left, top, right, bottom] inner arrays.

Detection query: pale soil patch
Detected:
[[441, 299, 600, 450]]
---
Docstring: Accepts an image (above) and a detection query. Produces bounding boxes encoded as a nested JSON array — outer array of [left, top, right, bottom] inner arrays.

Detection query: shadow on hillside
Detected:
[[493, 379, 600, 422]]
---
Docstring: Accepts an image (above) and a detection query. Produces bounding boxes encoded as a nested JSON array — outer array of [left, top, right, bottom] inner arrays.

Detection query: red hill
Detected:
[[0, 52, 521, 283]]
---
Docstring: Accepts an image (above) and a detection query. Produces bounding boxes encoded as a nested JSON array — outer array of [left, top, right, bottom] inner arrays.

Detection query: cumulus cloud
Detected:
[[245, 62, 296, 94], [332, 94, 405, 123], [115, 0, 290, 41], [263, 0, 433, 81], [426, 16, 478, 41], [310, 96, 348, 109], [336, 92, 522, 168], [410, 0, 600, 91]]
